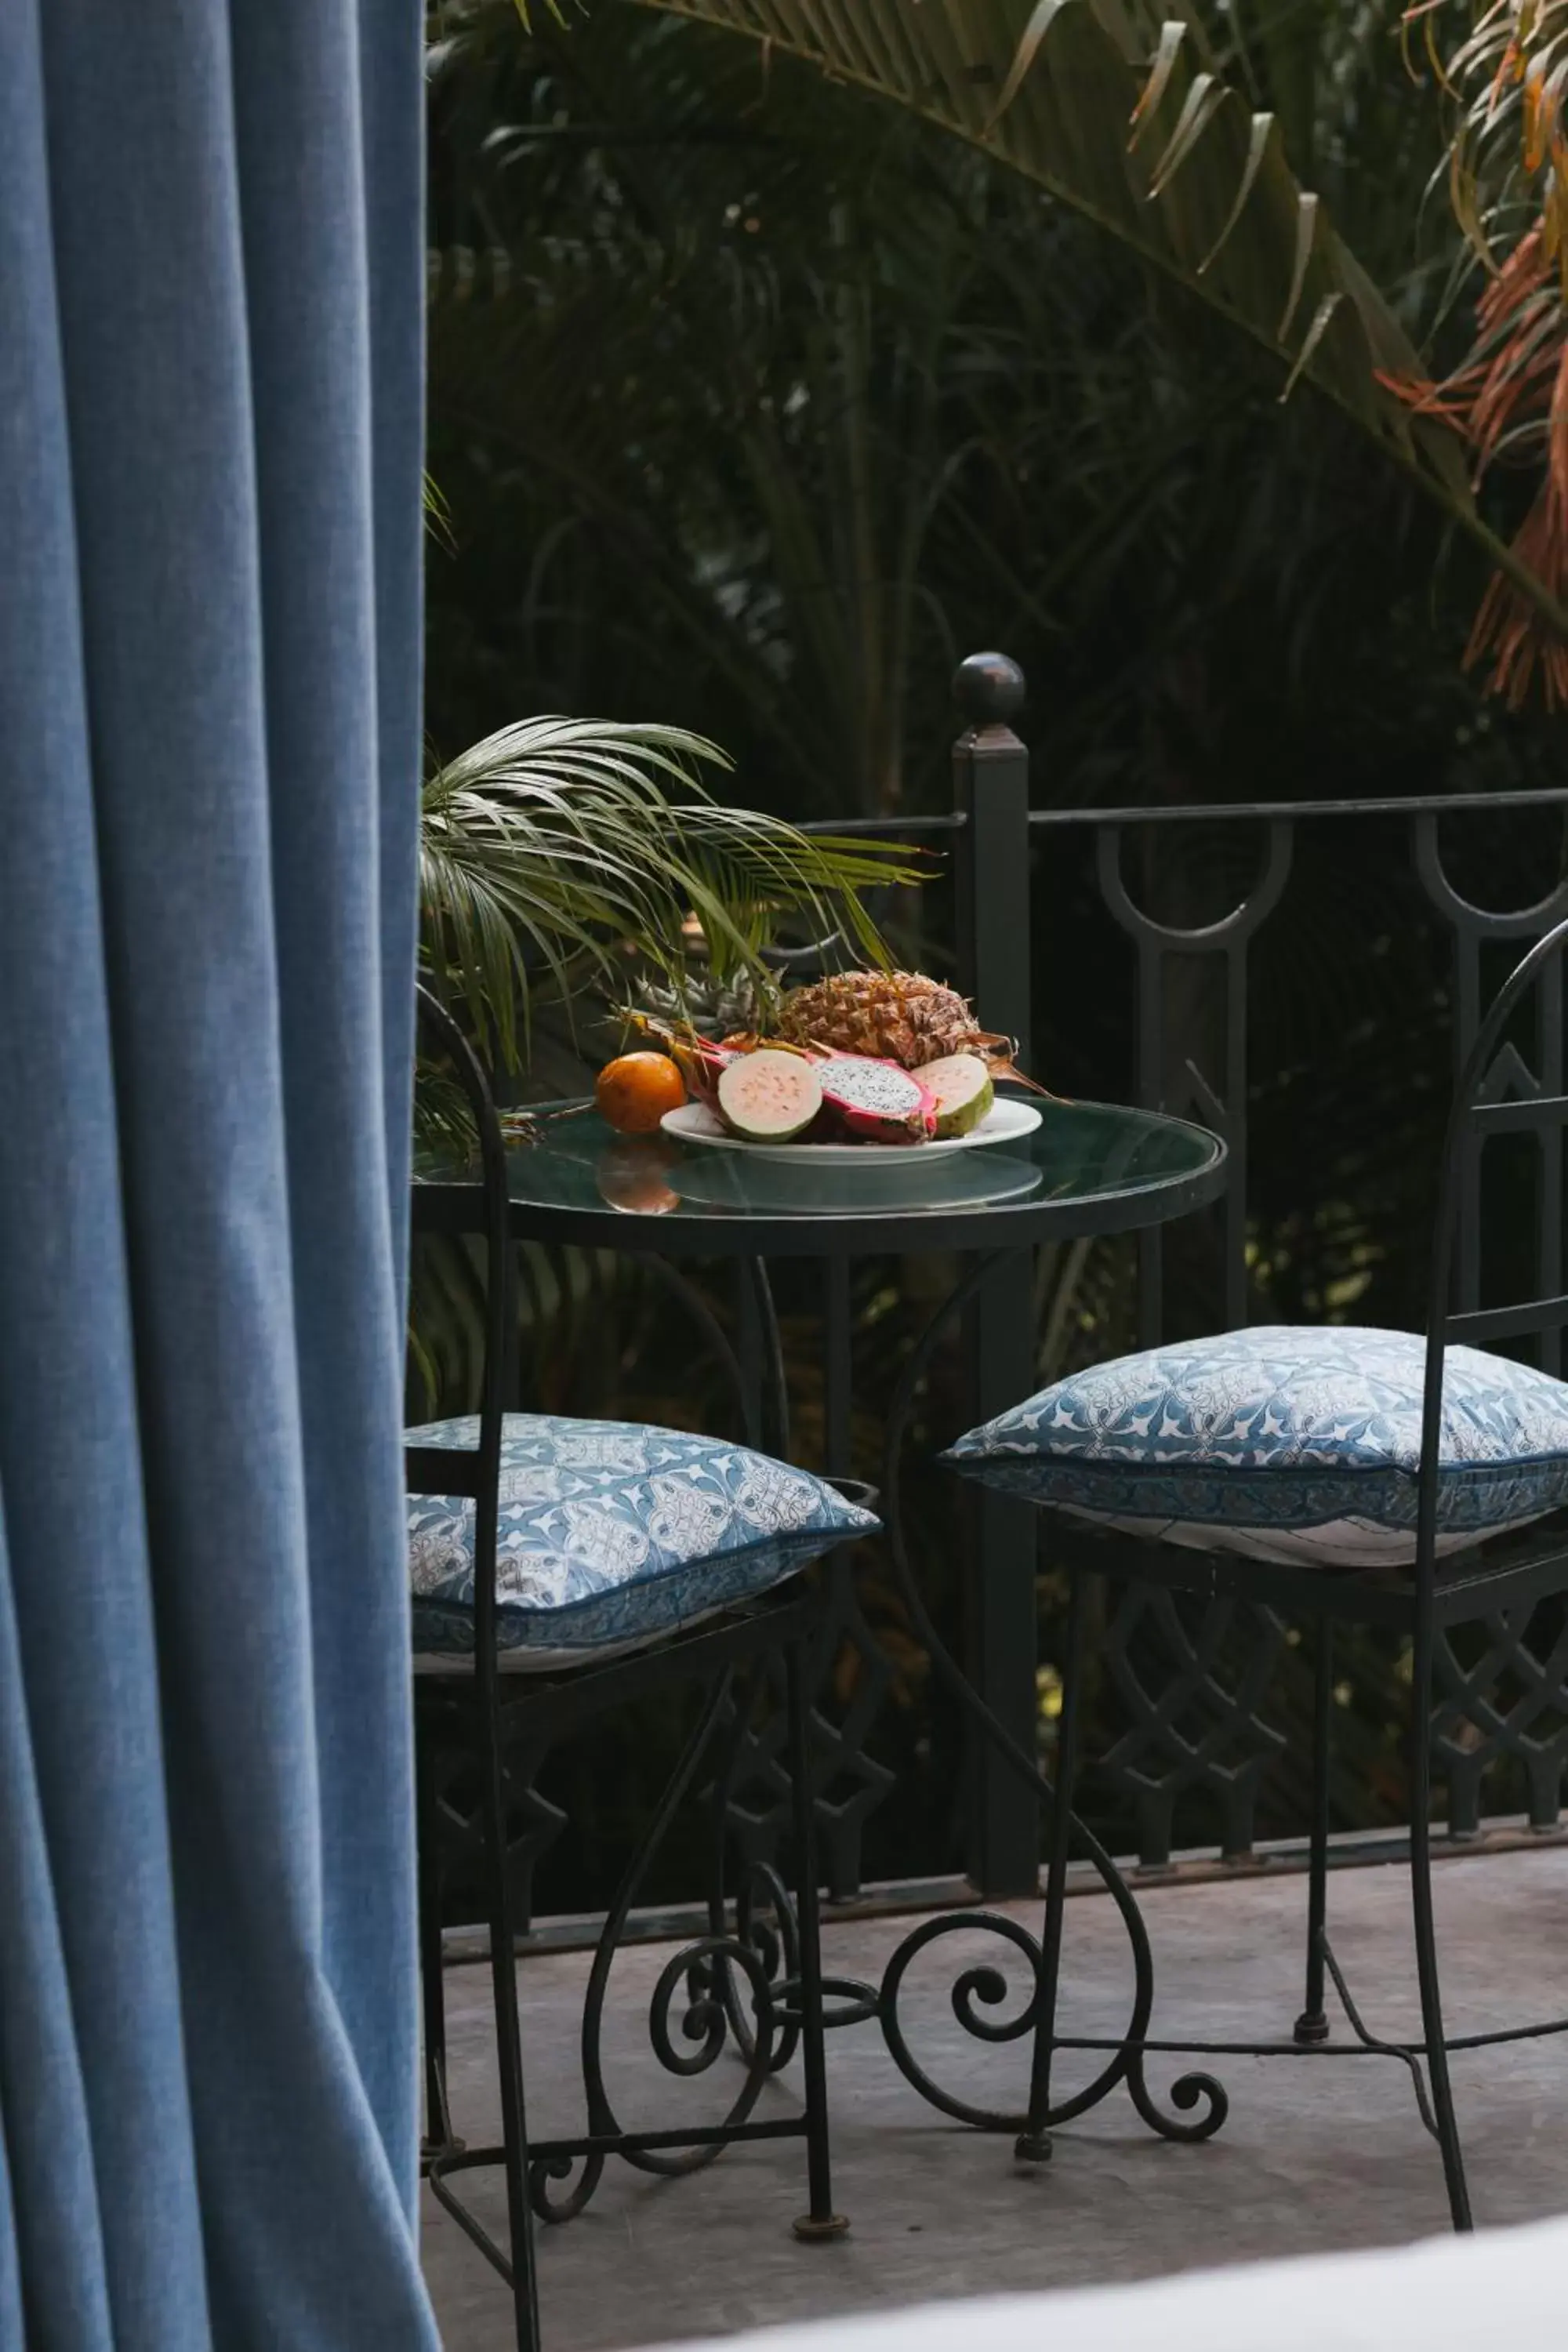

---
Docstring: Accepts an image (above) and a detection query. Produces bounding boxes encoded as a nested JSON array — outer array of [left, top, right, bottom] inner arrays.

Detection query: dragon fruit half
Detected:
[[677, 1036, 745, 1112], [817, 1055, 936, 1145]]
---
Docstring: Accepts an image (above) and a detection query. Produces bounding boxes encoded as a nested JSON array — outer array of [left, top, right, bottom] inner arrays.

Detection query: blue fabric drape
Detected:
[[0, 2, 435, 2343]]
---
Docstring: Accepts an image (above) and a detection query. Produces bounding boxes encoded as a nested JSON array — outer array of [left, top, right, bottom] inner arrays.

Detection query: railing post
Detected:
[[952, 652, 1040, 1898]]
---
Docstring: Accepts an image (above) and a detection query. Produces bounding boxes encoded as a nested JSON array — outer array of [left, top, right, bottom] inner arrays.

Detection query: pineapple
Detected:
[[776, 970, 1025, 1077]]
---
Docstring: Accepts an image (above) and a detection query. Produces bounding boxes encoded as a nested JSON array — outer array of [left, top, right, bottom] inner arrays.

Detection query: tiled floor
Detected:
[[423, 1846, 1568, 2350]]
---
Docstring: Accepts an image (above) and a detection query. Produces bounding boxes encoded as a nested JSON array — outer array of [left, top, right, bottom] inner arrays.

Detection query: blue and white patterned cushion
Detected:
[[408, 1413, 878, 1664], [942, 1327, 1568, 1568]]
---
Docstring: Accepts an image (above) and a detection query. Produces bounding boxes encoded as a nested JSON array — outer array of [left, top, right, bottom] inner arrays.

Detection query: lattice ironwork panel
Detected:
[[1098, 1587, 1287, 1867]]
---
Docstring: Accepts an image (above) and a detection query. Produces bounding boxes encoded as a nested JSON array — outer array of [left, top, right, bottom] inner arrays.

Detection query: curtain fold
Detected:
[[0, 2, 434, 2343]]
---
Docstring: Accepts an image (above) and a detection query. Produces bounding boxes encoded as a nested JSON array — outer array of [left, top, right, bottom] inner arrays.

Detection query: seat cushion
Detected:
[[408, 1413, 878, 1664], [942, 1326, 1568, 1568]]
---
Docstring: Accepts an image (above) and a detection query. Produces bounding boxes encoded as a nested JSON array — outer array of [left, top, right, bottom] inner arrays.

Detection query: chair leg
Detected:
[[1409, 1637, 1473, 2231], [1016, 1566, 1088, 2164], [785, 1638, 848, 2241], [417, 1722, 457, 2152], [1294, 1618, 1333, 2048], [478, 1701, 545, 2347]]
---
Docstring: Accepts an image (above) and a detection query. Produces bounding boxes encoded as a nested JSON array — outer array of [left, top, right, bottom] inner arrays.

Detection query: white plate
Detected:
[[660, 1095, 1043, 1166]]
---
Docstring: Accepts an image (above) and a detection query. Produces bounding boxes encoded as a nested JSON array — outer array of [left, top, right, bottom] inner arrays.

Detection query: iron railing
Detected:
[[794, 656, 1568, 1896], [428, 659, 1568, 1930]]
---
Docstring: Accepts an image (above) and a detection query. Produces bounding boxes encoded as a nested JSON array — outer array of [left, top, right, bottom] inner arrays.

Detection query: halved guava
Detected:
[[919, 1053, 995, 1138], [716, 1049, 824, 1142]]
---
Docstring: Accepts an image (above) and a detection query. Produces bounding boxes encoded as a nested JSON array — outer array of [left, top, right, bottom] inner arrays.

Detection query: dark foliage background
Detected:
[[419, 1, 1568, 1915]]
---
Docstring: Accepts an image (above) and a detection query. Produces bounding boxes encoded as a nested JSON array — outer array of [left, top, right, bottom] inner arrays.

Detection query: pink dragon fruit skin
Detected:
[[678, 1038, 743, 1112], [817, 1054, 937, 1145]]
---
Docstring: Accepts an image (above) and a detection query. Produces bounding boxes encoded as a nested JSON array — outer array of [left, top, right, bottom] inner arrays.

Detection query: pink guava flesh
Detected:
[[818, 1056, 935, 1145], [919, 1052, 994, 1138], [716, 1050, 824, 1142]]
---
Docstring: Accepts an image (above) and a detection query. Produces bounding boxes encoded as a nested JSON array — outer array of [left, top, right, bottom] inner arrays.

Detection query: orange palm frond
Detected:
[[1384, 226, 1568, 702], [1397, 5, 1568, 703], [1463, 482, 1568, 705]]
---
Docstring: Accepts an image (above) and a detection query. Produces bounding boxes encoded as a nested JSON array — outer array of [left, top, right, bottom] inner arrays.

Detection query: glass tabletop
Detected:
[[419, 1092, 1226, 1258]]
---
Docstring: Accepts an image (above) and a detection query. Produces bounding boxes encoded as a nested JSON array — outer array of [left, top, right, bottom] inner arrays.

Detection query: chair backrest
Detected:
[[408, 985, 517, 1675], [1417, 913, 1568, 1589]]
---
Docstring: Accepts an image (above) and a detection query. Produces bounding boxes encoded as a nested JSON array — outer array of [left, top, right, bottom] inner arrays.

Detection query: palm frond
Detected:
[[1404, 2, 1568, 269], [622, 0, 1568, 645], [419, 715, 925, 1066], [1388, 3, 1568, 702], [423, 470, 456, 551]]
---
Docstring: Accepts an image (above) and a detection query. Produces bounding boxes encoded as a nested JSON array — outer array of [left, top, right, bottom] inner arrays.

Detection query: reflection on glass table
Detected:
[[437, 1091, 1227, 1254]]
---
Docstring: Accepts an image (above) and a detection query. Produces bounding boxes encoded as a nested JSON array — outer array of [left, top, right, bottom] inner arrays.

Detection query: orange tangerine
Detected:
[[595, 1051, 688, 1135]]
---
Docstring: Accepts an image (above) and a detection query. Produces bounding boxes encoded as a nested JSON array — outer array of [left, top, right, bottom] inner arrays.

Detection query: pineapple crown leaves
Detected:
[[418, 713, 927, 1070], [630, 964, 768, 1040]]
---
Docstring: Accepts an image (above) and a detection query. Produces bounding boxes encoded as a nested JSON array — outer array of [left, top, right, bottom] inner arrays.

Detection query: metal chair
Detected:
[[1019, 915, 1568, 2230], [409, 989, 857, 2350]]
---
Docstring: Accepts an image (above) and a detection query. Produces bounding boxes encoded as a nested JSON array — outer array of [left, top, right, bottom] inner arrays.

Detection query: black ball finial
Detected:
[[953, 650, 1025, 728]]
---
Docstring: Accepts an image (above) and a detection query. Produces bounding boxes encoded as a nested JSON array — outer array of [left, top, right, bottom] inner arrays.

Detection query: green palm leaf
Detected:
[[419, 714, 923, 1066], [621, 0, 1568, 639]]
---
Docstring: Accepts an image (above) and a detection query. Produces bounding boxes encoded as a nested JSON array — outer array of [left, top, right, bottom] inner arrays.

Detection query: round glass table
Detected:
[[420, 1091, 1226, 1256], [417, 1087, 1229, 2171]]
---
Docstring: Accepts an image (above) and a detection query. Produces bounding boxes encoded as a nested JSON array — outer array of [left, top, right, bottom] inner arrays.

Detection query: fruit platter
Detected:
[[593, 970, 1044, 1167]]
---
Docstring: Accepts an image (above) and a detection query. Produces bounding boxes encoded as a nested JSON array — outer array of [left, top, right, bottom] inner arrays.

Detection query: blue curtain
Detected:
[[0, 2, 437, 2343]]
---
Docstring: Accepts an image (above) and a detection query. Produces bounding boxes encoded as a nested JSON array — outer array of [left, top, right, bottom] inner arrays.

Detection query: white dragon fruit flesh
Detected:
[[817, 1055, 936, 1145]]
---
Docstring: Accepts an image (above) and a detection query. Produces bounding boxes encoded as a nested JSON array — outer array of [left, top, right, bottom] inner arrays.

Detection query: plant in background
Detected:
[[426, 0, 1568, 816], [1390, 1, 1568, 706], [425, 11, 1029, 822], [418, 712, 922, 1080], [619, 0, 1568, 652]]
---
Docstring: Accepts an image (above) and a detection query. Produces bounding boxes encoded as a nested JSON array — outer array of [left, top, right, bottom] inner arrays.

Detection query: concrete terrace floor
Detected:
[[422, 1846, 1568, 2351]]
